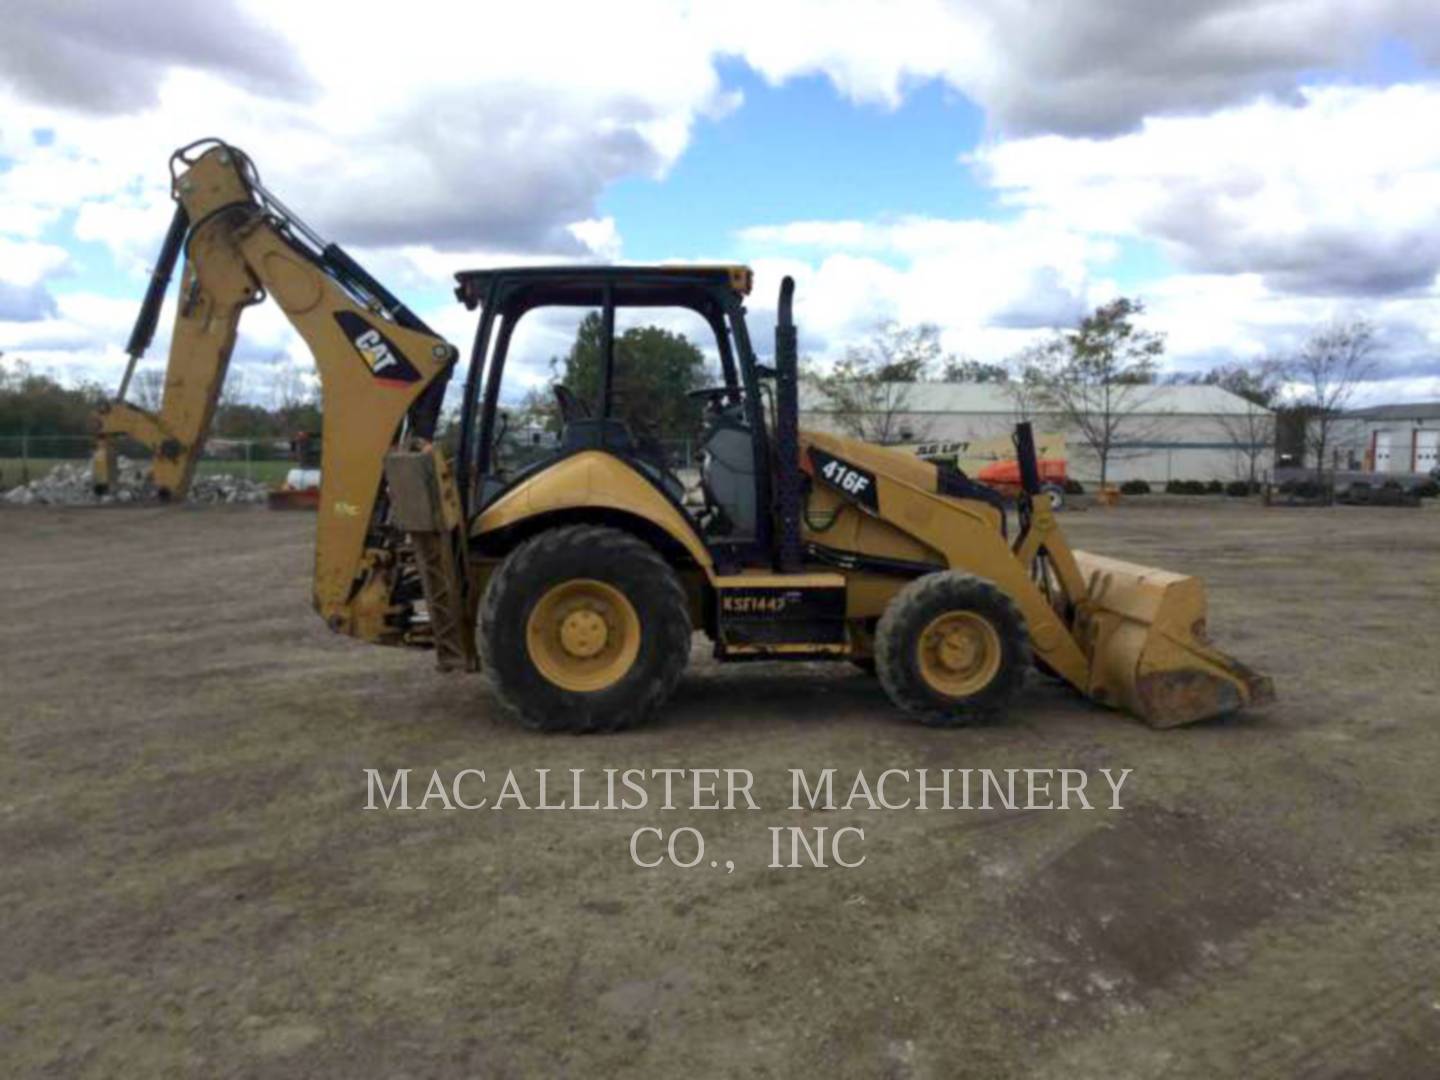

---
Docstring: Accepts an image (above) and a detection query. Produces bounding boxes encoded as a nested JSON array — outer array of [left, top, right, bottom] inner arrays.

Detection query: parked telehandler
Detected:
[[93, 140, 1272, 732]]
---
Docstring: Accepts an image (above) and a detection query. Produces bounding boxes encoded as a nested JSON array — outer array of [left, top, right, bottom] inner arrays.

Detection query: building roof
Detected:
[[1343, 401, 1440, 421], [799, 381, 1270, 416]]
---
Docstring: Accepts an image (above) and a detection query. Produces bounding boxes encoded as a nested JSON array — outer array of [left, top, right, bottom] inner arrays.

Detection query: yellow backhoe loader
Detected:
[[94, 140, 1272, 732]]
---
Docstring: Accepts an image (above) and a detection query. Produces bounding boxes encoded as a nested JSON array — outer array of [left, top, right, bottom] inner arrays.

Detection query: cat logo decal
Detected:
[[334, 312, 421, 386]]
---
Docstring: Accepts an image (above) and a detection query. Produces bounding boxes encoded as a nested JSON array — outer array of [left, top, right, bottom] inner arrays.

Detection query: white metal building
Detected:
[[1326, 402, 1440, 476], [799, 382, 1275, 485]]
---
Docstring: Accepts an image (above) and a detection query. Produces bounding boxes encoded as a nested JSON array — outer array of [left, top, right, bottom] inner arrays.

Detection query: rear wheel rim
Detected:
[[526, 579, 641, 692], [916, 610, 1002, 697]]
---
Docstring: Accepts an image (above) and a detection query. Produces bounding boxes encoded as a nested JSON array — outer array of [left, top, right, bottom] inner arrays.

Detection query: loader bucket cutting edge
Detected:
[[1072, 551, 1274, 728]]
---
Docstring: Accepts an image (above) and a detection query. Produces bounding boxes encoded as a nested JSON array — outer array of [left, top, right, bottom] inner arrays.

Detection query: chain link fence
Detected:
[[0, 434, 299, 491], [2, 433, 703, 493]]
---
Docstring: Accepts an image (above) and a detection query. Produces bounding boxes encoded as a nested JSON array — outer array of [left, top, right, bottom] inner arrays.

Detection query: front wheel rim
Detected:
[[916, 610, 1002, 697]]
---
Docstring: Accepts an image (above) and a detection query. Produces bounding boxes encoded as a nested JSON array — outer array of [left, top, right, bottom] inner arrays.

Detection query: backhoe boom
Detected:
[[95, 140, 465, 649]]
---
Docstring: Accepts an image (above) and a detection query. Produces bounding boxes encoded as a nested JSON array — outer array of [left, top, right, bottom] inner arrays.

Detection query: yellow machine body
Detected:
[[467, 426, 1271, 727], [96, 141, 1271, 730]]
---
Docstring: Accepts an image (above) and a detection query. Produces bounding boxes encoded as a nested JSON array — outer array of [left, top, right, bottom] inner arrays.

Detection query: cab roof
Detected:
[[453, 264, 753, 311]]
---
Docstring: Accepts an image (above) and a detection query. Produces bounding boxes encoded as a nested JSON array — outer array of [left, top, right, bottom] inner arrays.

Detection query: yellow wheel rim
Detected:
[[526, 579, 641, 692], [916, 611, 1002, 697]]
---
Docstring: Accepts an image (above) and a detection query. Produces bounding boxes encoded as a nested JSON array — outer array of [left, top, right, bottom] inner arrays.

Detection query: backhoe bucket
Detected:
[[1072, 552, 1273, 728]]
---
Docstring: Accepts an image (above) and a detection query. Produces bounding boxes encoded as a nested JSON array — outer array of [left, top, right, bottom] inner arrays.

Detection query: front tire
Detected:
[[875, 572, 1030, 726], [479, 525, 691, 732]]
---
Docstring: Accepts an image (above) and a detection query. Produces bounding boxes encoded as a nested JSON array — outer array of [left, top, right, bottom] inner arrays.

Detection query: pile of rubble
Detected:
[[2, 457, 270, 506]]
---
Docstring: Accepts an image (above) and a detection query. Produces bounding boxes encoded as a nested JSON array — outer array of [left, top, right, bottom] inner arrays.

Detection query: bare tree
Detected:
[[1194, 360, 1284, 486], [1032, 297, 1165, 490], [1291, 320, 1378, 480], [807, 321, 944, 444], [218, 368, 248, 411], [269, 355, 313, 412], [131, 369, 166, 412], [1000, 341, 1051, 425]]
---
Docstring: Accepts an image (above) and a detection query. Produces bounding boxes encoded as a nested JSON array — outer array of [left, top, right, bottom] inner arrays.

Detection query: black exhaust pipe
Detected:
[[774, 276, 803, 573], [1014, 421, 1042, 496]]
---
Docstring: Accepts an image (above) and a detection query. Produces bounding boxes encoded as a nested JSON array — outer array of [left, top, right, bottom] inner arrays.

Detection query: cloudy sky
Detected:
[[3, 0, 1440, 404]]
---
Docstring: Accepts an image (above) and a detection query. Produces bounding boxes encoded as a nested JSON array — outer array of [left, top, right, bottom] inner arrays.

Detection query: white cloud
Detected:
[[3, 1, 1439, 403], [707, 0, 1440, 135], [0, 237, 70, 285], [736, 213, 1106, 363], [0, 0, 311, 113], [0, 237, 71, 322], [977, 83, 1440, 298]]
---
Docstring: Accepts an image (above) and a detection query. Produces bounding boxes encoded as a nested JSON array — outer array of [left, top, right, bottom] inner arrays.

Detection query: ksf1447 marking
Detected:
[[722, 594, 790, 614], [809, 448, 879, 511]]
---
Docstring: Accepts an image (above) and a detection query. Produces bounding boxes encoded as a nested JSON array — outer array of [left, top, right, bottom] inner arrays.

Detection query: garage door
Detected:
[[1417, 429, 1439, 474], [1374, 430, 1394, 472]]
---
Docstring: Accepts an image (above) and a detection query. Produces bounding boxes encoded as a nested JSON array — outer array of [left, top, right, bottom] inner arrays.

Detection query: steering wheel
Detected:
[[687, 386, 734, 414]]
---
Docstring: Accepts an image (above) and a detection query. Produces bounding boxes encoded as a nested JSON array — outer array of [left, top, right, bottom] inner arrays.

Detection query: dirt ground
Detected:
[[3, 500, 1438, 1078]]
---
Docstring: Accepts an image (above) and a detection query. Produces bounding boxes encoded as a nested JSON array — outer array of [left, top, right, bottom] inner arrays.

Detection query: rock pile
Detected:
[[2, 457, 270, 506]]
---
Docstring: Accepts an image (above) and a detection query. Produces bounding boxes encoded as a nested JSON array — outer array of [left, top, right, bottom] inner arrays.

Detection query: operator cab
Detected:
[[453, 265, 774, 566]]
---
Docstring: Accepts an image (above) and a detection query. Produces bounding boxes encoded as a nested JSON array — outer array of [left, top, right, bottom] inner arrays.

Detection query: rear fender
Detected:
[[472, 452, 715, 580]]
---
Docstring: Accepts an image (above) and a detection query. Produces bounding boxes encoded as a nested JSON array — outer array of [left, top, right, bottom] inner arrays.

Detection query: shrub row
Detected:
[[1163, 479, 1222, 495], [1065, 476, 1440, 499]]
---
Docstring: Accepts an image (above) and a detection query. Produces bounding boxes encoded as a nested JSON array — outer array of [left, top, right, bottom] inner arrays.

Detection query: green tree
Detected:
[[0, 357, 107, 438], [941, 357, 1009, 383], [1033, 297, 1165, 489], [551, 313, 709, 443]]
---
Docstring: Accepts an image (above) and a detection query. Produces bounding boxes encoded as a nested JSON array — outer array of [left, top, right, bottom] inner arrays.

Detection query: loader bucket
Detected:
[[1072, 551, 1273, 728]]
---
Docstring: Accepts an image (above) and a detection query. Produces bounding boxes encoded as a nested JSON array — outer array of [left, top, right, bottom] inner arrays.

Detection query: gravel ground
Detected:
[[2, 500, 1437, 1078]]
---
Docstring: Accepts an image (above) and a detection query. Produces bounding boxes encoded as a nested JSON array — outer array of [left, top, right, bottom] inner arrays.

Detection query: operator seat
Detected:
[[697, 401, 758, 537]]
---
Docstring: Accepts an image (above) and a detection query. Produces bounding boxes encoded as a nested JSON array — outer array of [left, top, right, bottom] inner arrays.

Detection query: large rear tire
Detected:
[[875, 571, 1030, 726], [479, 525, 691, 732]]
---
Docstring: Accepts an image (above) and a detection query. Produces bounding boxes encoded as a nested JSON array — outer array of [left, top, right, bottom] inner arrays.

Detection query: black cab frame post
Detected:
[[457, 281, 499, 507], [599, 283, 616, 419]]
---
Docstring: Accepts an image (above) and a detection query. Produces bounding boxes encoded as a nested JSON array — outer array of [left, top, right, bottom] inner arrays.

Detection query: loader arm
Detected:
[[797, 422, 1273, 727], [94, 141, 464, 646]]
